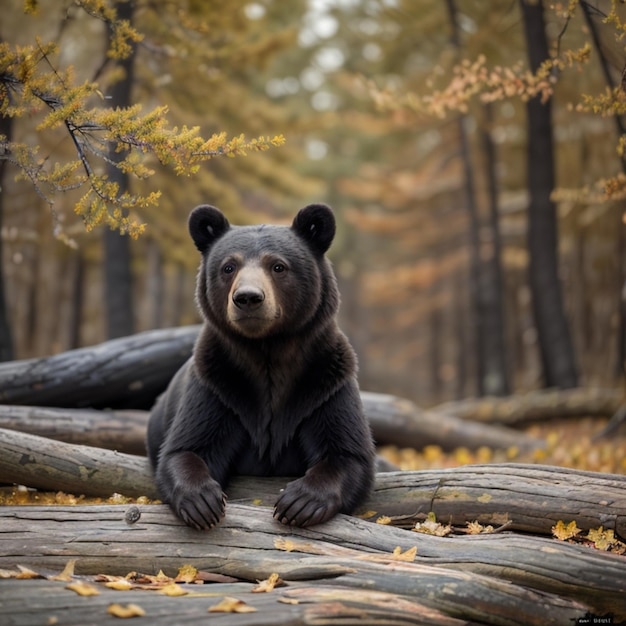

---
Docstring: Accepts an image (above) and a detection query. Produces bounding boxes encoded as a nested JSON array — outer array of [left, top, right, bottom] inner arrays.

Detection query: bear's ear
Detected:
[[292, 203, 336, 255], [188, 205, 230, 253]]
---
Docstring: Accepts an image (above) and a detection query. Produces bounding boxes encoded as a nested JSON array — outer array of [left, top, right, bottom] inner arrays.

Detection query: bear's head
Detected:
[[189, 204, 339, 340]]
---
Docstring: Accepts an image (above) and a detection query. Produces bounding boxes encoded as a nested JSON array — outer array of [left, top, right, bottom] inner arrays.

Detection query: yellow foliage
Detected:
[[66, 581, 100, 596], [587, 526, 619, 551], [551, 519, 582, 541], [175, 564, 198, 584], [107, 603, 146, 618], [391, 546, 417, 561], [413, 512, 452, 537], [251, 573, 283, 593], [158, 583, 188, 597], [0, 23, 285, 240], [208, 597, 257, 614]]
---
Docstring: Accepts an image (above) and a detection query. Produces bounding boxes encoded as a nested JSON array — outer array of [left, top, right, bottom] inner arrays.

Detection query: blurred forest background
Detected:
[[2, 0, 626, 410]]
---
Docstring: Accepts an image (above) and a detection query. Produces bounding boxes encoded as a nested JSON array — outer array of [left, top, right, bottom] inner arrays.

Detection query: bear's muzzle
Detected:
[[233, 286, 265, 311]]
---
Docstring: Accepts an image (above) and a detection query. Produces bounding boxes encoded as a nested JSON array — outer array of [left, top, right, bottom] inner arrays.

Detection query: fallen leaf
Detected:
[[15, 565, 42, 580], [51, 559, 77, 582], [376, 515, 392, 525], [587, 527, 617, 551], [252, 572, 283, 593], [175, 564, 198, 583], [154, 570, 171, 583], [466, 521, 494, 534], [107, 603, 146, 618], [105, 579, 134, 591], [413, 512, 451, 537], [392, 546, 417, 562], [552, 520, 581, 541], [159, 583, 188, 597], [66, 581, 100, 596], [208, 596, 257, 613]]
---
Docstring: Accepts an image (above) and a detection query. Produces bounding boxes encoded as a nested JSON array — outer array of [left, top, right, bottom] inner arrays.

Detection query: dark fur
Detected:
[[147, 203, 375, 530]]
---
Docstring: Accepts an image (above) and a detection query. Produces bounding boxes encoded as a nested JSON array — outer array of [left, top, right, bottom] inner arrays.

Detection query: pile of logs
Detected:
[[0, 326, 625, 625]]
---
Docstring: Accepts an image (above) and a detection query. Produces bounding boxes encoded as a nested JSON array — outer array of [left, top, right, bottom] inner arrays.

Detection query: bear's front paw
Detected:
[[172, 479, 226, 531], [273, 477, 341, 527]]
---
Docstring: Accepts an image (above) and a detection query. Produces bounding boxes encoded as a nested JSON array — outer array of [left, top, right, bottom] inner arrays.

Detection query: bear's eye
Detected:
[[222, 263, 236, 275], [272, 263, 286, 273]]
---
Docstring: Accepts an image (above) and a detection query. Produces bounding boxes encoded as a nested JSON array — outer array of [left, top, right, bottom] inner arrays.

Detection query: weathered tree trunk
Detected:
[[361, 391, 543, 451], [1, 503, 623, 622], [0, 394, 544, 455], [519, 0, 578, 389], [479, 101, 510, 395], [0, 325, 199, 409], [0, 578, 472, 626], [2, 428, 624, 540], [0, 100, 14, 363], [0, 405, 149, 455], [579, 0, 626, 381], [445, 0, 488, 398], [434, 386, 623, 425], [102, 0, 138, 340], [0, 428, 156, 498]]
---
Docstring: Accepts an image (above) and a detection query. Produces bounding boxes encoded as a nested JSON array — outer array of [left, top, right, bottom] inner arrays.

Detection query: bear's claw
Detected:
[[273, 478, 341, 527], [174, 485, 226, 530]]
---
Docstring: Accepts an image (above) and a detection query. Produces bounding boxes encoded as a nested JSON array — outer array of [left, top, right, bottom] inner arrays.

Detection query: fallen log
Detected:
[[0, 578, 471, 626], [0, 326, 200, 410], [2, 503, 620, 623], [0, 399, 544, 455], [0, 405, 148, 455], [434, 387, 624, 426], [0, 326, 545, 451], [362, 391, 543, 451], [1, 428, 624, 539], [0, 428, 157, 499]]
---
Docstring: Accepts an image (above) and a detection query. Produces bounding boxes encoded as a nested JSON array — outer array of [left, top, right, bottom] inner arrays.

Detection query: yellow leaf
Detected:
[[159, 583, 188, 597], [413, 513, 451, 537], [208, 597, 257, 613], [587, 527, 617, 551], [552, 520, 581, 541], [392, 546, 417, 561], [154, 570, 171, 583], [107, 603, 146, 618], [376, 515, 392, 525], [15, 565, 41, 580], [51, 559, 77, 582], [0, 568, 21, 579], [175, 564, 198, 584], [105, 579, 134, 591], [252, 573, 283, 593], [66, 581, 100, 596], [467, 521, 490, 534]]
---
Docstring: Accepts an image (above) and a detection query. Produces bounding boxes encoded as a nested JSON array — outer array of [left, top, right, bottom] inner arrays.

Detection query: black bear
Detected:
[[147, 203, 375, 530]]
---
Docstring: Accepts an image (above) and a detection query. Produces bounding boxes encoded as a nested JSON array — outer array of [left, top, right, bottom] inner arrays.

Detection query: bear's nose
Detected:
[[233, 287, 265, 310]]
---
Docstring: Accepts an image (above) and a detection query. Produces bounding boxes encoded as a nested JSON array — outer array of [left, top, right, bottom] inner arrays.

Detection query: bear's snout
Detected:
[[233, 286, 265, 311], [226, 263, 280, 337]]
